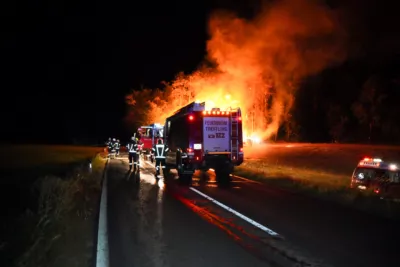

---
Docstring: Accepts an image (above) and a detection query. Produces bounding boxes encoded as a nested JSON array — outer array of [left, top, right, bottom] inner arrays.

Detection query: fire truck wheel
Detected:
[[215, 170, 230, 187], [200, 171, 209, 182]]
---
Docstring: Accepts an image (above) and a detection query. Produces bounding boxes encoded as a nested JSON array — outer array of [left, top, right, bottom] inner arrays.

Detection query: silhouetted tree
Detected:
[[327, 104, 348, 143], [284, 112, 300, 141], [125, 88, 154, 128], [351, 74, 386, 143]]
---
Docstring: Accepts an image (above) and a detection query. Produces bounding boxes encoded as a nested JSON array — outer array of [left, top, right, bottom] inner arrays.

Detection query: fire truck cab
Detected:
[[163, 101, 244, 185], [137, 123, 164, 155]]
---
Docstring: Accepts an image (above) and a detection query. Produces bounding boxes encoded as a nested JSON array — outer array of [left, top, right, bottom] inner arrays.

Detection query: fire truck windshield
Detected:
[[138, 126, 163, 139], [138, 128, 153, 138]]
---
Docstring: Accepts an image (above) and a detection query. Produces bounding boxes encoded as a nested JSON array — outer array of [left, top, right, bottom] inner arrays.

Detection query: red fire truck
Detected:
[[137, 123, 164, 159], [163, 101, 244, 185]]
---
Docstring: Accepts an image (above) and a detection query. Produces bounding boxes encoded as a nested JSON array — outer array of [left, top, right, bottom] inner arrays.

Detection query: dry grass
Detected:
[[15, 154, 106, 267], [244, 143, 400, 176], [0, 145, 103, 170], [236, 143, 400, 219], [240, 159, 348, 186], [0, 145, 106, 267]]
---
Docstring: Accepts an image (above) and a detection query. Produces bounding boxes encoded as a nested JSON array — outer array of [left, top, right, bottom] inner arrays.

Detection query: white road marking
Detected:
[[189, 187, 281, 237], [96, 159, 110, 267], [140, 159, 279, 236]]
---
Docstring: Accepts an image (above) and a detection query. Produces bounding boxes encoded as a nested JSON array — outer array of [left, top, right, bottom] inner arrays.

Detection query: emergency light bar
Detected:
[[358, 157, 399, 171], [358, 158, 382, 167], [361, 157, 382, 162], [358, 160, 381, 167]]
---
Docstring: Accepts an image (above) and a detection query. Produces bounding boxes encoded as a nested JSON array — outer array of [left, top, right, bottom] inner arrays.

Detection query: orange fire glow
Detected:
[[126, 0, 348, 141]]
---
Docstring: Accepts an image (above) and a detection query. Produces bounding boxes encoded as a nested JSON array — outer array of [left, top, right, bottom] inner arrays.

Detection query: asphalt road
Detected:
[[106, 154, 400, 267], [106, 156, 271, 267], [194, 175, 400, 267]]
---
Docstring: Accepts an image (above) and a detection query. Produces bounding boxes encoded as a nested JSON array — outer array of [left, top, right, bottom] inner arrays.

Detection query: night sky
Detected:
[[2, 0, 400, 144]]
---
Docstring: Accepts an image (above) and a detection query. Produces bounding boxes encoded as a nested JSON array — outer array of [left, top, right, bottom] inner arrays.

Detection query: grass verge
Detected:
[[0, 145, 107, 267], [13, 153, 106, 267], [234, 161, 400, 220]]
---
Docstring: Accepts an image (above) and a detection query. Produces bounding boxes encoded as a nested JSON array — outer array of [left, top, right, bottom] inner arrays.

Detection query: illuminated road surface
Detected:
[[106, 154, 400, 267], [192, 176, 400, 267], [106, 156, 270, 267]]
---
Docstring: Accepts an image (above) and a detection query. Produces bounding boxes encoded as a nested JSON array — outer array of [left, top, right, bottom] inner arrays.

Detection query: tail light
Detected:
[[240, 147, 243, 152], [187, 148, 193, 153], [188, 115, 194, 121]]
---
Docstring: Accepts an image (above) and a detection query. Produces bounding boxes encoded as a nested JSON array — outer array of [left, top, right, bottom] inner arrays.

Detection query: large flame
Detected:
[[126, 0, 348, 141]]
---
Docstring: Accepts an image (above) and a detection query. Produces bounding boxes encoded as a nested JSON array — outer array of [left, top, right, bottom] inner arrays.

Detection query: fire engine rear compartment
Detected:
[[165, 112, 233, 183], [163, 101, 243, 185], [203, 116, 230, 153]]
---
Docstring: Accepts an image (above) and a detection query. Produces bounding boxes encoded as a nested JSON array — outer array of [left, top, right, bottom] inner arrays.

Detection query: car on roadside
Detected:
[[350, 157, 400, 199]]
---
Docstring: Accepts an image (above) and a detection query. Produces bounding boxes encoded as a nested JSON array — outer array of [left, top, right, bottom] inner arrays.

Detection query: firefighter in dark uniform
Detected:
[[126, 136, 138, 171], [105, 137, 112, 155], [155, 134, 163, 145], [110, 138, 117, 158], [152, 139, 169, 177], [136, 138, 143, 166], [107, 138, 114, 158], [106, 137, 111, 146], [115, 139, 121, 156]]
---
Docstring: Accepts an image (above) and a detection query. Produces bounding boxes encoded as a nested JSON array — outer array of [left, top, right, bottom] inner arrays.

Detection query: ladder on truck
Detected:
[[230, 109, 240, 161]]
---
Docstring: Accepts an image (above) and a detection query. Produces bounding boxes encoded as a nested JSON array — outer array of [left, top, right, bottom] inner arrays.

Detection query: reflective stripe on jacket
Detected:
[[152, 144, 169, 158]]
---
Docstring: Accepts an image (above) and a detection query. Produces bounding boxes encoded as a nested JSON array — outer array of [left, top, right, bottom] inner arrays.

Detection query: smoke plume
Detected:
[[127, 0, 348, 139]]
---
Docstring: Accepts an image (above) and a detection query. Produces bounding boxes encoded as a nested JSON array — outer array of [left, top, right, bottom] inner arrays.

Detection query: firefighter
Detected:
[[155, 135, 163, 144], [126, 136, 138, 171], [110, 138, 117, 159], [107, 138, 114, 158], [105, 137, 111, 146], [115, 139, 121, 156], [136, 138, 143, 166], [105, 137, 111, 155], [152, 139, 169, 177]]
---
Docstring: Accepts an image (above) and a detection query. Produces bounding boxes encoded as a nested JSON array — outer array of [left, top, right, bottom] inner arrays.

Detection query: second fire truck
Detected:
[[137, 123, 164, 161]]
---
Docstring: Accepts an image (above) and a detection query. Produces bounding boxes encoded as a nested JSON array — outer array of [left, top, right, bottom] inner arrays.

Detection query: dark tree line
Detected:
[[282, 59, 400, 144]]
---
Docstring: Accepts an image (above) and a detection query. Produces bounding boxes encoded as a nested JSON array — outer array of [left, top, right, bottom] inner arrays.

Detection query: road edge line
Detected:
[[189, 187, 281, 238], [96, 158, 110, 267]]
